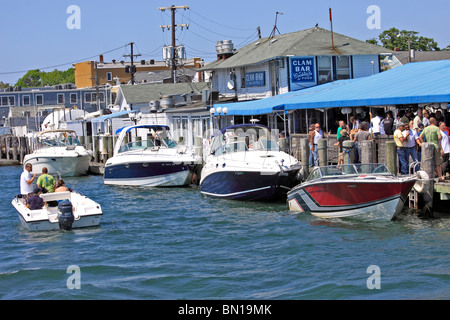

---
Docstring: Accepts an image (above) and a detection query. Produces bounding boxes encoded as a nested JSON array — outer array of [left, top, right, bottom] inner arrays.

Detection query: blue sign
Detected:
[[291, 57, 315, 83], [245, 71, 266, 87]]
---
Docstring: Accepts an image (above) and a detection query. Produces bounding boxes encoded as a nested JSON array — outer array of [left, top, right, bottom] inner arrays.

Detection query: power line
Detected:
[[0, 45, 127, 75], [189, 9, 255, 31]]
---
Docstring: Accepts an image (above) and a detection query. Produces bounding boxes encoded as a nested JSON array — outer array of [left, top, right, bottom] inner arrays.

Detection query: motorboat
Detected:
[[104, 125, 202, 187], [287, 164, 417, 221], [12, 191, 103, 231], [200, 124, 302, 201], [23, 129, 92, 177]]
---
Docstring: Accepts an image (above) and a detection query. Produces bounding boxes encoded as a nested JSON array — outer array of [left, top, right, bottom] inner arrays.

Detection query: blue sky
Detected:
[[1, 0, 449, 85]]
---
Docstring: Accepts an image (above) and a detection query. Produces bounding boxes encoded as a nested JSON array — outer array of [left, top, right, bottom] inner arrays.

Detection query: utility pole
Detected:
[[90, 62, 103, 111], [158, 5, 189, 83], [123, 42, 141, 85]]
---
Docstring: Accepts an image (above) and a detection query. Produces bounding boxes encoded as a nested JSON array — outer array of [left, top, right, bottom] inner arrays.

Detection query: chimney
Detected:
[[99, 54, 104, 63]]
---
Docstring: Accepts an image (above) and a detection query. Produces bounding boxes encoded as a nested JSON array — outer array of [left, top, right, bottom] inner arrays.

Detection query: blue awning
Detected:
[[213, 60, 450, 115]]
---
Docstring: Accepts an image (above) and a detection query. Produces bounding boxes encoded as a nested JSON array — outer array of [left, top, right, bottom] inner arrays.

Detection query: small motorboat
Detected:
[[200, 124, 302, 201], [12, 191, 103, 231], [287, 164, 417, 221], [104, 125, 202, 187], [23, 129, 92, 177]]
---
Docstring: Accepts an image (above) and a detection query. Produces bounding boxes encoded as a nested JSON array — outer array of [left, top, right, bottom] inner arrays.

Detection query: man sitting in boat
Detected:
[[26, 188, 45, 210], [37, 167, 56, 193]]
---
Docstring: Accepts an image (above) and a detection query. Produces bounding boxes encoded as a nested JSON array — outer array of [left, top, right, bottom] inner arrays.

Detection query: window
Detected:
[[1, 97, 7, 106], [107, 72, 112, 81], [317, 56, 332, 84], [57, 93, 64, 104], [70, 93, 77, 104], [0, 96, 15, 106], [23, 95, 31, 106], [335, 56, 351, 80], [85, 92, 105, 103], [36, 94, 43, 105]]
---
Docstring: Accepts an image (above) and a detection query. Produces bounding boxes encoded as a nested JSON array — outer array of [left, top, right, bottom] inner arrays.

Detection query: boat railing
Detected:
[[118, 138, 178, 153], [307, 164, 392, 181]]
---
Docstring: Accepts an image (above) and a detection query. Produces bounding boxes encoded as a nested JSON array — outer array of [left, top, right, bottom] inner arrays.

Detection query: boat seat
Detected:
[[40, 191, 72, 202]]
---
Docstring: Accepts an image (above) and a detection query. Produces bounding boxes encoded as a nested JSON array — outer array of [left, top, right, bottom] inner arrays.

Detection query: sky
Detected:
[[1, 0, 449, 85]]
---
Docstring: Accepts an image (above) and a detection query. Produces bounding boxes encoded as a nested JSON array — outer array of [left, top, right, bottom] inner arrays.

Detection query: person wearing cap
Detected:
[[334, 129, 349, 165], [394, 122, 409, 175], [25, 187, 45, 210]]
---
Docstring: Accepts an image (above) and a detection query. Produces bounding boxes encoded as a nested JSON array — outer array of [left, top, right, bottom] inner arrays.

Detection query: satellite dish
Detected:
[[227, 80, 235, 90]]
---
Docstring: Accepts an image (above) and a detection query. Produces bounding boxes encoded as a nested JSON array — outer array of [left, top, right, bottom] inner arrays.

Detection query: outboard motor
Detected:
[[57, 200, 74, 231]]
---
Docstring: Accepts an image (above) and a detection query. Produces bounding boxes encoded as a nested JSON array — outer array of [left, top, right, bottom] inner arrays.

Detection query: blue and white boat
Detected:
[[200, 124, 302, 201], [104, 125, 202, 187]]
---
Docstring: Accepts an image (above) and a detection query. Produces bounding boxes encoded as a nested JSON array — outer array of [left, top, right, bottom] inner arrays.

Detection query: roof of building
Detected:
[[393, 50, 450, 65], [213, 60, 450, 115], [119, 82, 210, 105], [204, 27, 392, 70]]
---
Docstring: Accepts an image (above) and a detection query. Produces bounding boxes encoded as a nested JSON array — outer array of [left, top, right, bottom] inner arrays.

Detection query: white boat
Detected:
[[200, 124, 302, 201], [104, 125, 202, 187], [12, 191, 103, 231], [23, 129, 92, 177], [287, 164, 417, 221]]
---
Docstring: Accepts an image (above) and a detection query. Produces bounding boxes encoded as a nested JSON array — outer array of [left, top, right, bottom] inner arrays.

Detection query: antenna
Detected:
[[269, 12, 283, 38]]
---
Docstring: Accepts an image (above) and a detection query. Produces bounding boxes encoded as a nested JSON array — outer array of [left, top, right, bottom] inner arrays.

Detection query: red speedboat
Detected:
[[287, 164, 417, 221]]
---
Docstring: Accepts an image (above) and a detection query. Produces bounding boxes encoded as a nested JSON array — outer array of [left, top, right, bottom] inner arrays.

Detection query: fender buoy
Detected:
[[413, 170, 429, 193]]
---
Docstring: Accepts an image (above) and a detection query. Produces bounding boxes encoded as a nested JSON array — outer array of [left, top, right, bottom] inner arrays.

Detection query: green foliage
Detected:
[[368, 27, 440, 51], [14, 68, 75, 88]]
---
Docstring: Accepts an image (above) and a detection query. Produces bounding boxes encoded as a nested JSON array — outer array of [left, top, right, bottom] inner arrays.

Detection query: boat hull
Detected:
[[200, 169, 299, 201], [287, 178, 416, 221], [11, 192, 102, 232], [104, 161, 194, 187], [24, 154, 91, 177]]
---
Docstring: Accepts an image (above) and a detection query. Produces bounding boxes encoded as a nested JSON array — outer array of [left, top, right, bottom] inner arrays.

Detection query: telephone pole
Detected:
[[158, 5, 189, 83], [123, 42, 141, 85]]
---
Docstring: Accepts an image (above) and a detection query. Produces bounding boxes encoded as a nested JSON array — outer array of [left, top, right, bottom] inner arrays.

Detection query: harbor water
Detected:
[[1, 166, 449, 300]]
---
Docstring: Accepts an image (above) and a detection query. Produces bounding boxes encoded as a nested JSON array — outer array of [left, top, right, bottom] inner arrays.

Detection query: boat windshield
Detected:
[[118, 127, 177, 153], [39, 132, 81, 148], [306, 164, 392, 181], [211, 126, 280, 156]]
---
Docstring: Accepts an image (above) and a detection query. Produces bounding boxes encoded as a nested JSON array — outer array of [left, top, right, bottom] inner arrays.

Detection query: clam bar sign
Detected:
[[290, 57, 315, 83]]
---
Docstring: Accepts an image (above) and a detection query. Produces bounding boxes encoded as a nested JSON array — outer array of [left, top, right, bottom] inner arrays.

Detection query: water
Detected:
[[1, 166, 449, 300]]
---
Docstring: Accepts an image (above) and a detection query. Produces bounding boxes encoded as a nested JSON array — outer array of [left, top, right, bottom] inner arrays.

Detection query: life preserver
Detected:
[[413, 170, 429, 193]]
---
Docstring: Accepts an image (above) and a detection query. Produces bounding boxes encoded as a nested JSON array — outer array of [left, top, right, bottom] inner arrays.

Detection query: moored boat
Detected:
[[200, 124, 302, 201], [287, 164, 417, 221], [23, 129, 92, 177], [104, 125, 202, 187]]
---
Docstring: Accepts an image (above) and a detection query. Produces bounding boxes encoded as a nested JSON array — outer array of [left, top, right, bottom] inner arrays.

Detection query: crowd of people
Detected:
[[20, 165, 71, 210], [309, 107, 450, 180]]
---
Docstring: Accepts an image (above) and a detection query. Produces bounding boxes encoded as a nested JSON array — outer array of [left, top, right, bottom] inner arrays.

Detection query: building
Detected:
[[203, 27, 392, 102], [74, 56, 203, 88], [0, 84, 111, 113], [384, 50, 450, 69]]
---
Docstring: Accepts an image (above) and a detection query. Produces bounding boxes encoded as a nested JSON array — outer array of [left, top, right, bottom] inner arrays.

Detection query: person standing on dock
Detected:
[[20, 163, 36, 195], [439, 122, 450, 176], [420, 117, 444, 181], [405, 122, 419, 165], [310, 123, 323, 167], [394, 122, 409, 175]]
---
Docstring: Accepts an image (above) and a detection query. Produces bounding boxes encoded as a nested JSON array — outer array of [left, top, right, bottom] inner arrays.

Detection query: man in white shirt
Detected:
[[370, 111, 382, 136], [404, 123, 419, 172], [20, 163, 36, 195], [439, 122, 450, 176]]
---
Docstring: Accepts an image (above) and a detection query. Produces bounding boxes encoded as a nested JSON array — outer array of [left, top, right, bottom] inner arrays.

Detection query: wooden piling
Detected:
[[299, 138, 310, 176], [361, 140, 375, 164], [318, 139, 328, 167], [385, 141, 397, 176], [421, 142, 435, 214]]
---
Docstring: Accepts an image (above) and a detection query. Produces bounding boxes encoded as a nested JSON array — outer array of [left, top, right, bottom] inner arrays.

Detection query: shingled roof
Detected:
[[204, 27, 392, 70]]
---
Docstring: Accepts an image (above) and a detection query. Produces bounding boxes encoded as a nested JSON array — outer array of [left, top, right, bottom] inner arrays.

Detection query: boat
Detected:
[[12, 191, 103, 231], [200, 124, 302, 201], [104, 125, 202, 187], [287, 164, 417, 221], [23, 129, 92, 177]]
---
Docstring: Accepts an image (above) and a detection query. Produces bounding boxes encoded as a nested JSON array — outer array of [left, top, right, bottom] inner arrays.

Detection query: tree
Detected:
[[14, 68, 75, 88], [368, 27, 440, 51]]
